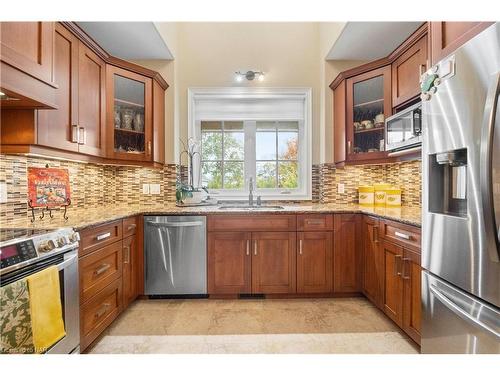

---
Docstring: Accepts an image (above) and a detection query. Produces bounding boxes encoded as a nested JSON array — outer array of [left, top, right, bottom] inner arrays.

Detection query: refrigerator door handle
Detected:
[[480, 70, 500, 262], [429, 284, 500, 339]]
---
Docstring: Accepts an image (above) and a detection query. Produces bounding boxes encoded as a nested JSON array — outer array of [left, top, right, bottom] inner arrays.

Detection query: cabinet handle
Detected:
[[127, 224, 137, 231], [373, 226, 379, 243], [394, 255, 402, 276], [305, 219, 323, 226], [96, 232, 111, 241], [71, 124, 79, 143], [347, 140, 352, 154], [254, 240, 258, 256], [94, 263, 111, 276], [299, 239, 303, 255], [394, 231, 411, 240], [419, 64, 427, 82], [78, 127, 86, 145], [246, 240, 250, 256], [124, 246, 130, 264], [147, 141, 152, 156], [94, 303, 111, 320], [402, 258, 411, 280]]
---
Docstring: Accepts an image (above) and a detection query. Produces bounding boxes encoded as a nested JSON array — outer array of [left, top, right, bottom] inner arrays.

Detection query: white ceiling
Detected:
[[326, 22, 424, 60], [77, 22, 173, 60]]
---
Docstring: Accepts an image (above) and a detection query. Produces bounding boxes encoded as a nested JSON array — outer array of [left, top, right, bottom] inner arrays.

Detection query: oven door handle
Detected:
[[57, 253, 78, 271]]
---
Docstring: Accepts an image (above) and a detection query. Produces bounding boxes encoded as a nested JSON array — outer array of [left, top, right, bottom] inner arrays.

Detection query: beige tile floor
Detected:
[[88, 297, 420, 354]]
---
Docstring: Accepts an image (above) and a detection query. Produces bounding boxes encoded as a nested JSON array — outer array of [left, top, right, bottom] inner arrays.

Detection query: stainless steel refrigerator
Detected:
[[421, 22, 500, 353]]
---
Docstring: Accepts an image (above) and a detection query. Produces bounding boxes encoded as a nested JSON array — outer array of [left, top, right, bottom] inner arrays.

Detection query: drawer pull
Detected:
[[94, 263, 111, 276], [394, 255, 402, 276], [305, 219, 323, 226], [94, 303, 111, 320], [124, 246, 130, 264], [254, 240, 258, 256], [402, 258, 411, 280], [127, 224, 137, 231], [373, 226, 379, 243], [394, 231, 411, 240], [96, 232, 111, 241], [299, 239, 303, 255], [246, 240, 250, 256]]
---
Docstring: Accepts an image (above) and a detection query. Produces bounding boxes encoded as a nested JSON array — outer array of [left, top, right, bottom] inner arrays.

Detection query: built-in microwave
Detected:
[[385, 102, 422, 153]]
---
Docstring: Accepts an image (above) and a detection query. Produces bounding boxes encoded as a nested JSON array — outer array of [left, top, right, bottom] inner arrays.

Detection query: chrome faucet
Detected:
[[248, 177, 254, 206]]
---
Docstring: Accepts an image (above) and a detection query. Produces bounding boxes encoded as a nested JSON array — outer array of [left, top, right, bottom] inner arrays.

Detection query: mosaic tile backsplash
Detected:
[[0, 154, 177, 221], [312, 160, 422, 207], [0, 154, 421, 223]]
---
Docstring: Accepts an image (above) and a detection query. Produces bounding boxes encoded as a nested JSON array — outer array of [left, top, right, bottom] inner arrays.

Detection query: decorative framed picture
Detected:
[[27, 168, 71, 207]]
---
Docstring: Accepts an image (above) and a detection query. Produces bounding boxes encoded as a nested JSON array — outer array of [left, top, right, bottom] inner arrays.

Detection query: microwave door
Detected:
[[387, 112, 412, 149]]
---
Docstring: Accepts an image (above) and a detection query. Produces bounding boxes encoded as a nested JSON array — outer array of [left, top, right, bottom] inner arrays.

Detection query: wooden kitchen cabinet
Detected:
[[153, 80, 166, 164], [207, 232, 252, 294], [345, 65, 392, 164], [0, 22, 58, 108], [382, 240, 404, 326], [333, 214, 362, 293], [78, 42, 106, 157], [37, 23, 80, 153], [252, 232, 296, 294], [296, 231, 333, 293], [391, 35, 428, 108], [362, 216, 384, 309], [402, 248, 421, 344], [430, 22, 494, 65], [106, 64, 153, 162], [122, 234, 138, 309], [333, 80, 347, 165]]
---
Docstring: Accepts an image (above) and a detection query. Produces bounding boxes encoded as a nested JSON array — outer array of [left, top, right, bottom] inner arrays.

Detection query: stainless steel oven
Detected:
[[385, 102, 422, 154], [0, 228, 80, 354]]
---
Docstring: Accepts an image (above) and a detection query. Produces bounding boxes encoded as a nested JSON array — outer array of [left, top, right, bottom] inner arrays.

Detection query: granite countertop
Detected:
[[0, 203, 421, 231]]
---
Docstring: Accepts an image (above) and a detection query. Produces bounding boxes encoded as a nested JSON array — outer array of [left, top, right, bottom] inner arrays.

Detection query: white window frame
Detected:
[[188, 87, 312, 201]]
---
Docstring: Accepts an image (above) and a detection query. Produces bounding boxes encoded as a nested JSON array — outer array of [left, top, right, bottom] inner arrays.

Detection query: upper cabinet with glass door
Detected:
[[106, 65, 153, 161], [345, 65, 392, 163]]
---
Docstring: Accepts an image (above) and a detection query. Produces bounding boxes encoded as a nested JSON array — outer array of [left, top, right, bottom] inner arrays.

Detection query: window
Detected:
[[190, 88, 311, 200]]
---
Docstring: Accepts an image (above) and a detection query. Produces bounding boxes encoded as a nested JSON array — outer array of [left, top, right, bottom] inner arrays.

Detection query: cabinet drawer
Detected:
[[79, 241, 122, 303], [80, 278, 122, 351], [79, 220, 123, 257], [208, 215, 296, 232], [122, 216, 137, 238], [380, 220, 421, 250], [297, 214, 333, 231]]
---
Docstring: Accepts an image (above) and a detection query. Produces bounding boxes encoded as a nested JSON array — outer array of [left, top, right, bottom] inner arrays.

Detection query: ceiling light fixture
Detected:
[[235, 70, 265, 82]]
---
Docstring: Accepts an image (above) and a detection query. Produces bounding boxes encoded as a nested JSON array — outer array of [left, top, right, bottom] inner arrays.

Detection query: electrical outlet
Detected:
[[150, 184, 161, 195], [337, 183, 345, 194], [0, 182, 7, 203], [142, 184, 150, 194]]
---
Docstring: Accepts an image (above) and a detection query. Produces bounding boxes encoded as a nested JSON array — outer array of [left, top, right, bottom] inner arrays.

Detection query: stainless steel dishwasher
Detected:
[[144, 216, 207, 296]]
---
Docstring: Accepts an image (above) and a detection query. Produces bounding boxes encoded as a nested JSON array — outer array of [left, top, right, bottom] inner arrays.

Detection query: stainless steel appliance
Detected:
[[0, 227, 80, 354], [421, 22, 500, 354], [385, 101, 422, 156], [144, 216, 207, 295]]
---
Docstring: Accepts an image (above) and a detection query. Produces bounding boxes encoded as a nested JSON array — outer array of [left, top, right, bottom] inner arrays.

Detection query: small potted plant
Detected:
[[176, 138, 208, 205]]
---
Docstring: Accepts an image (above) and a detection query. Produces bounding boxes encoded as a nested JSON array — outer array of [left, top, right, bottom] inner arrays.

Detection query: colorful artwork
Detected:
[[28, 168, 71, 207]]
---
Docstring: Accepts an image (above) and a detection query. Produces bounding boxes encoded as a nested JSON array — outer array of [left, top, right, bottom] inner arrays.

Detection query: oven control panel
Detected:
[[0, 240, 38, 269]]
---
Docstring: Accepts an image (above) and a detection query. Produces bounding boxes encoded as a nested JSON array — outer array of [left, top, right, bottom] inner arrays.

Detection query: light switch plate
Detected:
[[337, 183, 345, 194], [0, 182, 7, 203], [142, 184, 150, 194], [150, 184, 161, 195]]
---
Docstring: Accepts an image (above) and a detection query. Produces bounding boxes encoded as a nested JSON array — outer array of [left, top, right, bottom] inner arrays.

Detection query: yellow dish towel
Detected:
[[27, 266, 66, 353]]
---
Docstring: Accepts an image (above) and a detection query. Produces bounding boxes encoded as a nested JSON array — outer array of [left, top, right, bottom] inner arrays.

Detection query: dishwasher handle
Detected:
[[147, 221, 204, 228]]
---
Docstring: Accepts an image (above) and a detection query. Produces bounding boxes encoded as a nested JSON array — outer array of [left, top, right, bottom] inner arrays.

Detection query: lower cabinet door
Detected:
[[402, 248, 422, 343], [333, 214, 362, 292], [382, 241, 404, 326], [122, 235, 137, 309], [252, 231, 296, 294], [207, 232, 252, 294], [80, 278, 122, 351], [362, 216, 384, 308], [297, 231, 333, 293]]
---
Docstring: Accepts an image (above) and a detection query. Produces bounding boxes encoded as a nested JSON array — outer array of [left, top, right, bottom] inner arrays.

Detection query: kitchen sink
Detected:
[[218, 204, 284, 210]]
